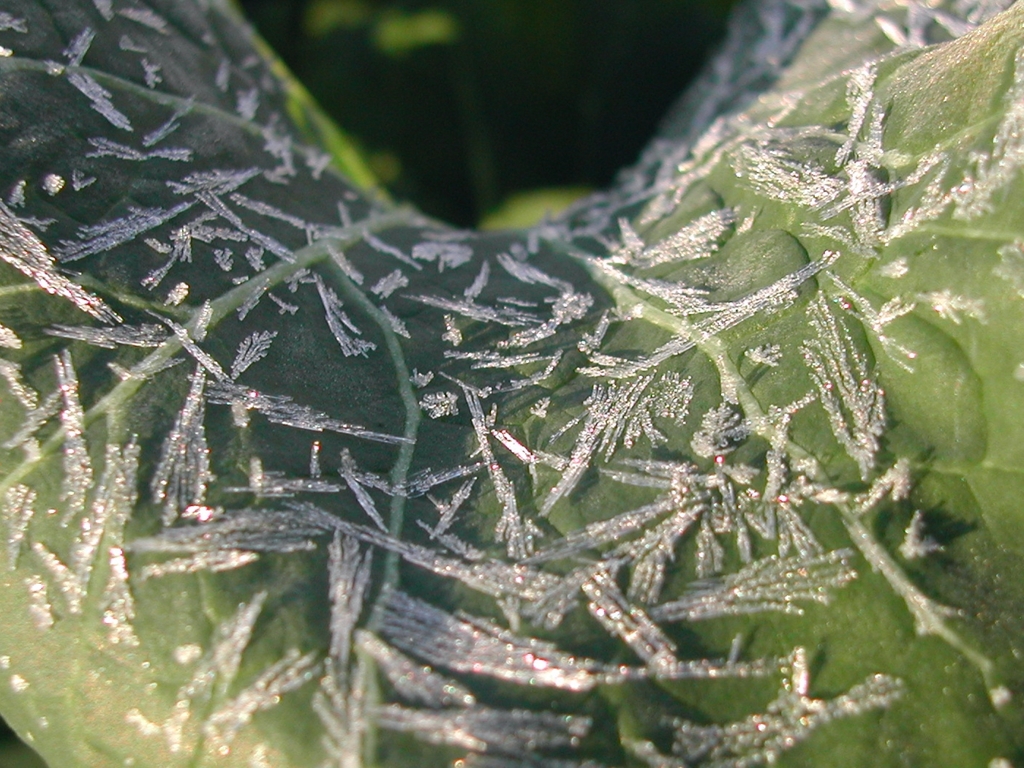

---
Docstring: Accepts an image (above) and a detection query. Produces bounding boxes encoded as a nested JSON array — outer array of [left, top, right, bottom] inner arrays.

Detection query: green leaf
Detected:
[[0, 1, 1022, 767]]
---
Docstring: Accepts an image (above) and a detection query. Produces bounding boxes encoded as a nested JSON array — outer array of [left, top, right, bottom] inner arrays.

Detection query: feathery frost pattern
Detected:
[[0, 0, 1021, 766]]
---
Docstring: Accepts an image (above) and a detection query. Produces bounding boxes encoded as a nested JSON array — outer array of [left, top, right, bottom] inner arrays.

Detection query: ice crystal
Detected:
[[207, 381, 410, 444], [32, 541, 83, 615], [356, 630, 476, 708], [636, 651, 903, 768], [0, 202, 119, 321], [376, 704, 591, 756], [581, 567, 677, 671], [412, 241, 474, 270], [801, 295, 885, 480], [204, 648, 319, 753], [340, 449, 388, 531], [2, 484, 36, 570], [420, 390, 460, 419], [422, 478, 476, 539], [410, 293, 539, 327], [953, 49, 1024, 220], [151, 366, 213, 525], [583, 250, 840, 379], [463, 386, 533, 558], [0, 0, 990, 762], [101, 545, 139, 646], [995, 241, 1024, 298], [539, 375, 691, 517], [612, 209, 735, 268], [67, 72, 133, 131], [41, 174, 65, 196], [24, 574, 54, 631], [731, 140, 844, 209], [825, 273, 917, 370], [118, 6, 168, 31], [652, 550, 857, 622], [0, 13, 27, 33], [899, 510, 943, 560], [231, 331, 278, 379], [70, 170, 96, 191], [745, 344, 781, 367], [2, 389, 59, 460], [381, 591, 624, 692], [917, 290, 987, 324], [315, 275, 377, 357], [56, 351, 92, 526], [0, 359, 36, 410], [690, 404, 750, 459], [127, 592, 272, 753], [71, 441, 140, 601], [129, 506, 335, 561], [46, 322, 168, 349], [371, 269, 409, 298]]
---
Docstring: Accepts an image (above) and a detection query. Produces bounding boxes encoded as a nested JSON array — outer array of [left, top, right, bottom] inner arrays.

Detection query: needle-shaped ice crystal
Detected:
[[0, 202, 119, 321], [151, 366, 213, 525], [652, 550, 857, 622], [801, 294, 885, 480]]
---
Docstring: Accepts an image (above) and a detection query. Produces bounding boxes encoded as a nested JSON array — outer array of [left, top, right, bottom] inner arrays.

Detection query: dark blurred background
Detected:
[[0, 1, 735, 764], [241, 0, 737, 226]]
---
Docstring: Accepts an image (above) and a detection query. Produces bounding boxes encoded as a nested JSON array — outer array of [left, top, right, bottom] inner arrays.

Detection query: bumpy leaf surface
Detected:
[[0, 1, 1022, 767]]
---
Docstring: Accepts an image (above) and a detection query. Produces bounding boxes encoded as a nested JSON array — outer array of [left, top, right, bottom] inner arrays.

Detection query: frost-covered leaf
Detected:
[[0, 1, 1023, 767]]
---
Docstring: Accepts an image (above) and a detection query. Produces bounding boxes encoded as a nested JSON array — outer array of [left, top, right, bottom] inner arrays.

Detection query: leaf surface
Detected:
[[0, 1, 1022, 767]]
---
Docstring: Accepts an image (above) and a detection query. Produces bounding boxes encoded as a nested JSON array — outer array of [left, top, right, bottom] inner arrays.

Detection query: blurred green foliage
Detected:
[[241, 0, 737, 225]]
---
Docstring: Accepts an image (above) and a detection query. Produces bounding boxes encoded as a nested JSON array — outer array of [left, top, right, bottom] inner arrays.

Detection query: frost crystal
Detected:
[[207, 381, 409, 444], [640, 652, 903, 768], [67, 72, 133, 131], [151, 366, 213, 525], [24, 574, 54, 631], [691, 404, 749, 459], [371, 269, 409, 298], [315, 275, 377, 357], [376, 704, 591, 756], [382, 591, 621, 692], [464, 386, 533, 558], [732, 141, 843, 209], [204, 648, 319, 753], [0, 0, 985, 762], [3, 485, 36, 570], [71, 441, 140, 603], [56, 351, 92, 526], [539, 375, 691, 517], [419, 390, 460, 419], [995, 241, 1024, 298], [652, 550, 857, 621], [359, 629, 476, 708], [0, 13, 28, 33], [86, 138, 191, 163], [612, 209, 735, 268], [412, 241, 474, 270], [46, 323, 167, 349], [745, 344, 782, 367], [231, 331, 278, 379], [801, 295, 885, 480], [899, 511, 942, 560], [917, 290, 986, 324], [953, 48, 1024, 220], [0, 202, 119, 321], [41, 174, 65, 196]]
